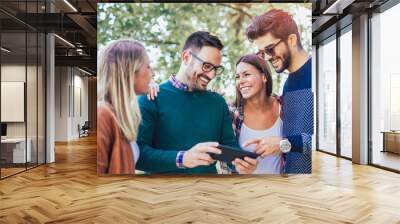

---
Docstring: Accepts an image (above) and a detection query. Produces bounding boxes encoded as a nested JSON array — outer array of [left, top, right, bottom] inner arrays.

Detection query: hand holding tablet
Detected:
[[209, 144, 259, 163]]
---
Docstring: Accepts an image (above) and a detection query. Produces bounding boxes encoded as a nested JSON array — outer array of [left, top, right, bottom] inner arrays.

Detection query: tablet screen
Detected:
[[209, 145, 259, 163]]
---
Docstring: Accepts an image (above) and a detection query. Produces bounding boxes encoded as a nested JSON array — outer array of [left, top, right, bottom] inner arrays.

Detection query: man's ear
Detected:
[[288, 34, 298, 49], [181, 49, 191, 65]]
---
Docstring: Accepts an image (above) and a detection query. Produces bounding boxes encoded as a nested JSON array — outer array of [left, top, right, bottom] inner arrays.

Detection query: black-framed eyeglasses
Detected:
[[189, 51, 224, 75], [256, 39, 283, 59]]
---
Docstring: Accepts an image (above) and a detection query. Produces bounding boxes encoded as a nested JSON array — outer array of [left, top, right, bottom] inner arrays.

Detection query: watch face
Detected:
[[280, 140, 291, 153]]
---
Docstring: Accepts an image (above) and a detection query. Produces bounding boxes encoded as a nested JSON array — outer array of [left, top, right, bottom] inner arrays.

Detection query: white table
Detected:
[[1, 138, 31, 163]]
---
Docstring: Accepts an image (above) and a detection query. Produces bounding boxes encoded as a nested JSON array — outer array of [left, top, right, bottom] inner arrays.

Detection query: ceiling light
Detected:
[[63, 0, 78, 12], [1, 47, 11, 53], [54, 34, 75, 48], [78, 67, 93, 76], [323, 0, 354, 15]]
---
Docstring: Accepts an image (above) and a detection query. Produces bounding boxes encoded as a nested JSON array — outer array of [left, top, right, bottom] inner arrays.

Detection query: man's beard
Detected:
[[186, 67, 210, 91], [272, 52, 291, 74], [271, 43, 291, 74]]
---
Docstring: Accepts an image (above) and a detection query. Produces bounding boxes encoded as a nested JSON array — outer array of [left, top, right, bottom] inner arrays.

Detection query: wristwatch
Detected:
[[279, 139, 291, 153]]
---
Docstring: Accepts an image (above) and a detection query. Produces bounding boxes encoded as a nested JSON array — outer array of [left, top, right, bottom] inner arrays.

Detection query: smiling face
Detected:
[[184, 46, 222, 91], [235, 62, 267, 100], [254, 33, 291, 73]]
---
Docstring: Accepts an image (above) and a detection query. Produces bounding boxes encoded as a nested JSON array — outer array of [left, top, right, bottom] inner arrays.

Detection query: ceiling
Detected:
[[0, 0, 97, 75], [311, 0, 391, 44]]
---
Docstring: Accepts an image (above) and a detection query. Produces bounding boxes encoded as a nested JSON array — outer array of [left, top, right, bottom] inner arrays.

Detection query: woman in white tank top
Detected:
[[229, 54, 283, 174]]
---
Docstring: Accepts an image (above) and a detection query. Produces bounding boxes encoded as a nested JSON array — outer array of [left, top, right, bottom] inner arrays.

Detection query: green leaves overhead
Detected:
[[98, 3, 311, 100]]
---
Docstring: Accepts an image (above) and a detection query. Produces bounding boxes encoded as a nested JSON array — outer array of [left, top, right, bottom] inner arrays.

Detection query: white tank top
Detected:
[[130, 141, 140, 164], [238, 118, 283, 174]]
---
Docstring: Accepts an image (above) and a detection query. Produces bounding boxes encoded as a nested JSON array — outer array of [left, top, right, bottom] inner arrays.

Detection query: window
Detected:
[[318, 36, 337, 154], [0, 1, 47, 179], [370, 3, 400, 171], [339, 28, 352, 158]]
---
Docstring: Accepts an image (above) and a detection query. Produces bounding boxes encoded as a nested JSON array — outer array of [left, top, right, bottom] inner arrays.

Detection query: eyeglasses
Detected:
[[189, 51, 224, 75], [256, 39, 283, 60]]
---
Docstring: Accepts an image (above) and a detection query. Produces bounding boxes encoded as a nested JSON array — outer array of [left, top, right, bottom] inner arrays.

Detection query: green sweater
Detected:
[[136, 81, 239, 174]]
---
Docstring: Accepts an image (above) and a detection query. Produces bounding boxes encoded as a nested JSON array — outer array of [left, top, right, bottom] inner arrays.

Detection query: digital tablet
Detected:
[[209, 144, 259, 163]]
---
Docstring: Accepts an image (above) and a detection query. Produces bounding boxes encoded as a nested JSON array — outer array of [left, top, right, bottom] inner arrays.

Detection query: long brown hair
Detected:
[[235, 54, 273, 108], [98, 39, 145, 141]]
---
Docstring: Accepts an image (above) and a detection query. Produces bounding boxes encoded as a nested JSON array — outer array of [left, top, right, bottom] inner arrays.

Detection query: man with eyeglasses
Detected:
[[245, 9, 313, 174], [136, 31, 258, 174]]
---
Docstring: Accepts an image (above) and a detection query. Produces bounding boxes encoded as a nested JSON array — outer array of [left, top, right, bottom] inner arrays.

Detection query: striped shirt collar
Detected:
[[169, 75, 189, 92]]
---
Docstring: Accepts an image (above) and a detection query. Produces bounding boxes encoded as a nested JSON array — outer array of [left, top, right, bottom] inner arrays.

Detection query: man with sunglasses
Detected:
[[245, 9, 313, 174], [136, 31, 258, 174]]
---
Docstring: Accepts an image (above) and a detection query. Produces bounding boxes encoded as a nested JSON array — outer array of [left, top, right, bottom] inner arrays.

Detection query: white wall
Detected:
[[1, 65, 25, 134], [54, 66, 89, 141], [1, 65, 38, 138], [1, 63, 46, 164], [55, 66, 69, 141], [72, 73, 89, 138]]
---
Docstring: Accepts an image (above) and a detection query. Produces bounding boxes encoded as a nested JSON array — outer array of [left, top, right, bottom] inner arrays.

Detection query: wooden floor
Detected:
[[0, 135, 400, 223], [1, 167, 26, 178], [1, 163, 45, 178], [372, 150, 400, 171]]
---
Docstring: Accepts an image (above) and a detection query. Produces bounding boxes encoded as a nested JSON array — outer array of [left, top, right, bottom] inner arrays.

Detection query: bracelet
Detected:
[[176, 151, 185, 169]]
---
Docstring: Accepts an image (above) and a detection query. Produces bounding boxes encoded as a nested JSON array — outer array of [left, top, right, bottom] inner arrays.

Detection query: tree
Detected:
[[98, 3, 311, 100]]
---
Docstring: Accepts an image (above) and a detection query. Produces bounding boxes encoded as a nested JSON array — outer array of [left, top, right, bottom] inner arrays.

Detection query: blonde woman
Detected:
[[97, 39, 158, 175]]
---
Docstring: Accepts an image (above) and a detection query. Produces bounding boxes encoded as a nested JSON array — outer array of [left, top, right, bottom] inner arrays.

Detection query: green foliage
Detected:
[[98, 3, 311, 100]]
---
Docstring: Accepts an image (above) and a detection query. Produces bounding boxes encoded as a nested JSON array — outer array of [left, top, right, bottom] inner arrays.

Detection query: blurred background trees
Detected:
[[98, 3, 311, 101]]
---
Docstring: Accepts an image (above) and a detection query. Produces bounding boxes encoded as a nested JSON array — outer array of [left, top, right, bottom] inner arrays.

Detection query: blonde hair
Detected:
[[98, 39, 146, 141]]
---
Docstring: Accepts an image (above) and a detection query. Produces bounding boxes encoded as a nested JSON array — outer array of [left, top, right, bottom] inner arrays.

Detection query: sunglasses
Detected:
[[189, 51, 224, 75], [256, 39, 283, 60]]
